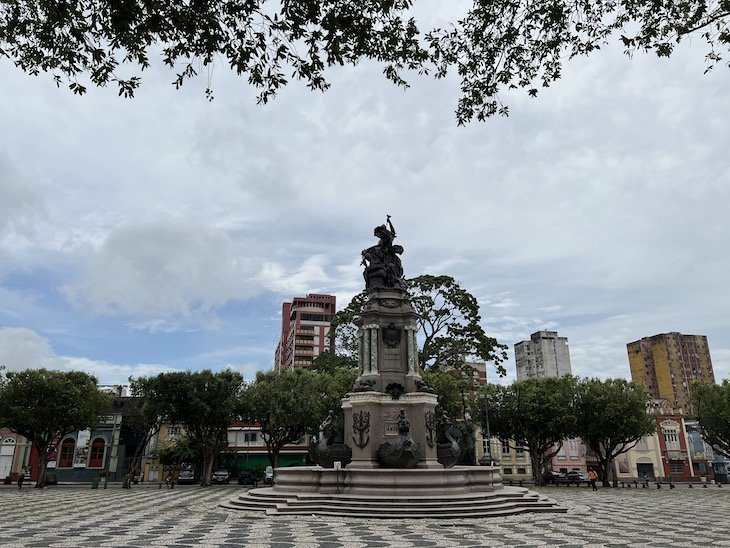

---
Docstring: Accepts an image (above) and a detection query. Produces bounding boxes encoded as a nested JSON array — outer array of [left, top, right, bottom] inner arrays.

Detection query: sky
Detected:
[[1, 4, 729, 387]]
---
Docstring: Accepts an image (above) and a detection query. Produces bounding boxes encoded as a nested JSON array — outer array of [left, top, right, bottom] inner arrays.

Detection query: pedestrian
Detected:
[[588, 469, 598, 491], [642, 473, 649, 488], [17, 468, 25, 490]]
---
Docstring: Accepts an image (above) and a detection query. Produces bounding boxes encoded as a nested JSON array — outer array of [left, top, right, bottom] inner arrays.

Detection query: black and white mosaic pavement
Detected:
[[1, 483, 728, 547]]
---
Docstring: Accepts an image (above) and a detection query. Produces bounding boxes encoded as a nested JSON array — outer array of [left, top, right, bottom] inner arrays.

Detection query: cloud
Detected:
[[0, 327, 53, 370], [0, 327, 171, 384], [61, 219, 262, 316]]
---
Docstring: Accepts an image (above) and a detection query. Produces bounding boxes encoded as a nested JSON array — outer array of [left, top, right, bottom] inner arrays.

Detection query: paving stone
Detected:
[[1, 484, 728, 546]]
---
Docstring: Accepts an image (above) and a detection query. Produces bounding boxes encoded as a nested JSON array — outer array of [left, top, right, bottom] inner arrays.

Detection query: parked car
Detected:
[[237, 470, 258, 487], [543, 470, 566, 484], [564, 471, 590, 485], [263, 466, 274, 485], [211, 469, 230, 484], [177, 469, 196, 484]]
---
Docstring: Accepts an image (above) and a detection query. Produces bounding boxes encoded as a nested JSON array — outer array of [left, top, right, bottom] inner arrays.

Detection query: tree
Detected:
[[575, 378, 656, 487], [422, 368, 478, 461], [331, 275, 508, 376], [239, 369, 329, 468], [309, 351, 358, 374], [157, 434, 201, 468], [130, 369, 244, 486], [692, 380, 730, 458], [0, 1, 425, 99], [480, 376, 577, 485], [0, 369, 110, 488], [2, 2, 728, 121], [429, 1, 730, 123]]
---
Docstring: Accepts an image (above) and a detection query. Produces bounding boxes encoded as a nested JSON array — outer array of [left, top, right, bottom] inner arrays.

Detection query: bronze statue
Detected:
[[361, 215, 405, 290]]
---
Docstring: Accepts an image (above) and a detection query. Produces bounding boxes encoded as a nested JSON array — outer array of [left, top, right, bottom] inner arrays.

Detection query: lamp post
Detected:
[[479, 394, 493, 467]]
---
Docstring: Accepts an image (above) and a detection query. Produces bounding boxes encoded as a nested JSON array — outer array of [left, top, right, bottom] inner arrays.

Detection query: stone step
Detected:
[[244, 487, 539, 504], [222, 490, 564, 519], [269, 495, 544, 510]]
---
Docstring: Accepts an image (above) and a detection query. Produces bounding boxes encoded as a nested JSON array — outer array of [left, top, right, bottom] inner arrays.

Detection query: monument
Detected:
[[223, 218, 564, 517]]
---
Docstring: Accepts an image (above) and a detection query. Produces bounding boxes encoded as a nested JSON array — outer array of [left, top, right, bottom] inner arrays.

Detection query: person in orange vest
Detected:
[[588, 469, 598, 491]]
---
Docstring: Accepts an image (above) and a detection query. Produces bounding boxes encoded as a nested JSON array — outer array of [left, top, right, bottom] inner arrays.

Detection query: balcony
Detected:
[[666, 450, 688, 461]]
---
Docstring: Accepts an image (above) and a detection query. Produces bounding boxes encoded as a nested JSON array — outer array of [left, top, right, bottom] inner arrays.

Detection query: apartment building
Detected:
[[275, 293, 336, 371]]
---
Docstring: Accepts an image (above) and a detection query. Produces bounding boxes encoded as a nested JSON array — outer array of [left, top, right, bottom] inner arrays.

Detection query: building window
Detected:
[[662, 426, 680, 451], [517, 468, 527, 475], [503, 468, 513, 475], [244, 432, 258, 443], [167, 426, 182, 439], [669, 462, 684, 474], [88, 438, 105, 468], [59, 438, 75, 468], [501, 439, 510, 455], [568, 437, 578, 456]]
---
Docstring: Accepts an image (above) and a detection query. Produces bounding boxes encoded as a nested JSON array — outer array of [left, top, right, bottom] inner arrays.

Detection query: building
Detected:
[[512, 330, 585, 476], [514, 330, 572, 380], [627, 332, 714, 412], [611, 398, 729, 484], [275, 293, 336, 371]]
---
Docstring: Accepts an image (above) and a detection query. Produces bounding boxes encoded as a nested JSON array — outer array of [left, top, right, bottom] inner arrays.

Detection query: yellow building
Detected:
[[141, 423, 186, 483], [628, 332, 714, 413]]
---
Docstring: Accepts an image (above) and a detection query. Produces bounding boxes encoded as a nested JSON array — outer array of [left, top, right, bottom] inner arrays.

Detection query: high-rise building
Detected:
[[514, 330, 572, 380], [627, 332, 714, 412], [275, 293, 336, 371]]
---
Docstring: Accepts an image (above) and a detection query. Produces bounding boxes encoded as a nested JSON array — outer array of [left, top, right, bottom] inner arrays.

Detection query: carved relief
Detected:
[[383, 323, 401, 348], [425, 411, 436, 448], [352, 411, 370, 449]]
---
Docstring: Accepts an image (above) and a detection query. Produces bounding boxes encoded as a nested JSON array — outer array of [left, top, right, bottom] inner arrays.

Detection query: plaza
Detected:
[[1, 483, 728, 547]]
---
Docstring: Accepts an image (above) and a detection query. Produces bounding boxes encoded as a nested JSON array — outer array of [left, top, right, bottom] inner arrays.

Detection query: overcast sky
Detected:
[[1, 5, 729, 386]]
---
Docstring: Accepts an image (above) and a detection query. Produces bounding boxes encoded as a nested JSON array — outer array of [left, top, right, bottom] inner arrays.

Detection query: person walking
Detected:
[[17, 468, 25, 490], [588, 469, 598, 491]]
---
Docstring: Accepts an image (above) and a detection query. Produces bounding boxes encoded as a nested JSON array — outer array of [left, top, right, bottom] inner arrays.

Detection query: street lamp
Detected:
[[479, 394, 493, 467]]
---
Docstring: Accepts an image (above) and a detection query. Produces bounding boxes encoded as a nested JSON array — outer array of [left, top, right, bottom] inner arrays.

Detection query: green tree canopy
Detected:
[[428, 1, 730, 122], [2, 2, 727, 121], [0, 0, 424, 99], [130, 369, 244, 486], [575, 378, 656, 486], [0, 368, 110, 488], [239, 368, 332, 468], [692, 380, 730, 458], [480, 376, 578, 485], [309, 351, 358, 374], [331, 275, 507, 376]]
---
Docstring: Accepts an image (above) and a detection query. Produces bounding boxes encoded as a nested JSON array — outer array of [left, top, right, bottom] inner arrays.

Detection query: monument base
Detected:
[[221, 465, 566, 518]]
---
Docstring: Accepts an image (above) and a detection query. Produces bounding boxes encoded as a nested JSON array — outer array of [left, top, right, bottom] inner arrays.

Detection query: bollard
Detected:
[[689, 484, 693, 488]]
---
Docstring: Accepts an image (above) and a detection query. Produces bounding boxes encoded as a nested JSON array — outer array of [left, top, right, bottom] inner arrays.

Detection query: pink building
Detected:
[[275, 294, 336, 371]]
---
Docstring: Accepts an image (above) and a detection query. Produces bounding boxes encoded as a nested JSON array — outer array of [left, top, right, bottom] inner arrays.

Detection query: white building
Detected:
[[514, 330, 572, 380]]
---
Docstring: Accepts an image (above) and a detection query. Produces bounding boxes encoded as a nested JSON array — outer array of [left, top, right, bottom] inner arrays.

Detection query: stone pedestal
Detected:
[[343, 392, 441, 469]]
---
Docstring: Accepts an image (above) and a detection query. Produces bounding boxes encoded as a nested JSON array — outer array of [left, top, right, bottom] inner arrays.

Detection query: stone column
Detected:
[[367, 324, 379, 374], [405, 326, 417, 374], [362, 327, 371, 374], [358, 328, 365, 375]]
